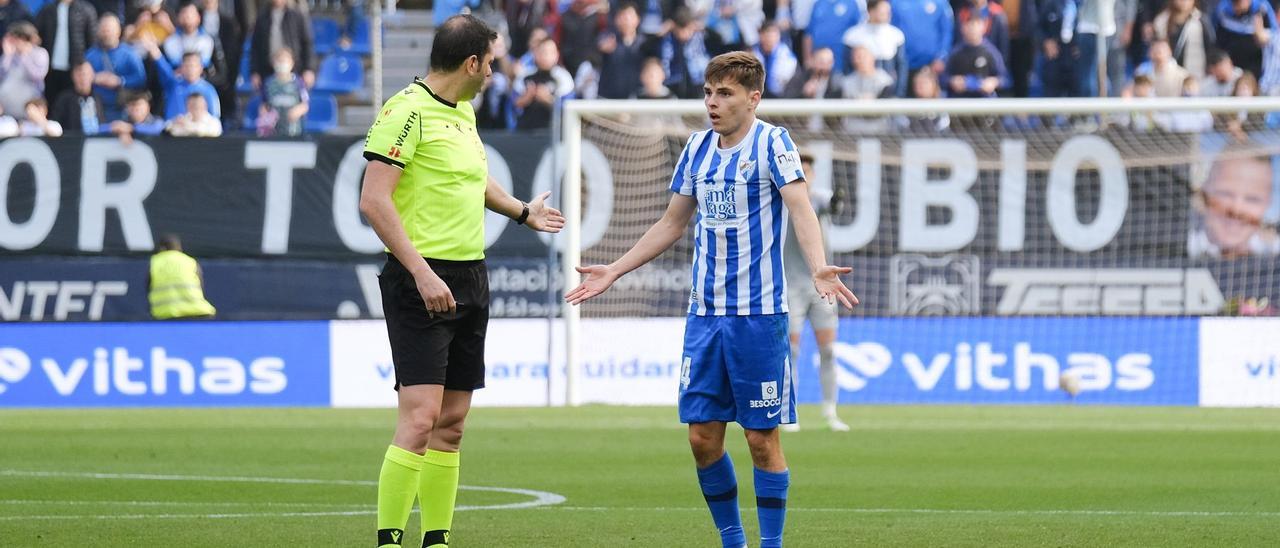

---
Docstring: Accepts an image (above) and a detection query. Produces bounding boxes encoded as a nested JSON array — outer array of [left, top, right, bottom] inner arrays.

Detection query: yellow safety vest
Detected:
[[149, 250, 216, 319]]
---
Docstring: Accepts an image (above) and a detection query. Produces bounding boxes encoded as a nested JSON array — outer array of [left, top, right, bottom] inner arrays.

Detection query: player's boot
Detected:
[[822, 402, 850, 432]]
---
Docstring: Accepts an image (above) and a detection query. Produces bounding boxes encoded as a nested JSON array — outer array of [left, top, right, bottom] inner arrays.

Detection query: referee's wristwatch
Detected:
[[514, 202, 530, 225]]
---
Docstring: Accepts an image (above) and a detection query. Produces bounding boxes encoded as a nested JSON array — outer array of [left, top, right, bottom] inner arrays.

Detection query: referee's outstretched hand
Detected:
[[565, 265, 617, 305], [814, 265, 860, 310], [525, 191, 566, 233]]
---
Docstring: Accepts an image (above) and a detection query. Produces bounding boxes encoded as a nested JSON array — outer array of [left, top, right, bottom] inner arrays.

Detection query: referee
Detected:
[[359, 15, 564, 548]]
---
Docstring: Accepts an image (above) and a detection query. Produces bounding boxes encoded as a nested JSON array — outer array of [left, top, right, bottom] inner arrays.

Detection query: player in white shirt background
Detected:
[[567, 51, 858, 548], [782, 153, 850, 432]]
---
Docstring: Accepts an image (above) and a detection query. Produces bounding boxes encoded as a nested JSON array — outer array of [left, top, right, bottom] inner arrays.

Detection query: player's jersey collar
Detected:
[[414, 78, 458, 109]]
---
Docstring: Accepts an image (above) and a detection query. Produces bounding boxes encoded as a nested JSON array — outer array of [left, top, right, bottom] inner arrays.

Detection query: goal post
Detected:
[[560, 97, 1280, 408]]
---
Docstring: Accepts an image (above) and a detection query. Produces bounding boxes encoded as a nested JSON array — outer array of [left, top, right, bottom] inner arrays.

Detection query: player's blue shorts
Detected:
[[678, 313, 797, 430]]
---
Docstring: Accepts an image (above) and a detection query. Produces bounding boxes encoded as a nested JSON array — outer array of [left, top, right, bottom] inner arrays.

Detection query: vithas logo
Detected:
[[1245, 357, 1279, 379], [0, 347, 287, 397], [0, 348, 32, 394]]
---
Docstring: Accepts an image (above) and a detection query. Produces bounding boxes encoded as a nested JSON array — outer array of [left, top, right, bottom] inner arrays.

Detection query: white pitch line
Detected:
[[538, 506, 1280, 518], [0, 469, 566, 513]]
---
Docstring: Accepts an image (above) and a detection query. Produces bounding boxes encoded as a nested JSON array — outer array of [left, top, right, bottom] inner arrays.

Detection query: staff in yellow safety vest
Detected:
[[148, 235, 216, 320]]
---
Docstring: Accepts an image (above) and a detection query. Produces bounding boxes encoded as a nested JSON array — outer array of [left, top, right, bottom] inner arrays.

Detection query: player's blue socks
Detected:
[[697, 453, 747, 548], [754, 467, 790, 548]]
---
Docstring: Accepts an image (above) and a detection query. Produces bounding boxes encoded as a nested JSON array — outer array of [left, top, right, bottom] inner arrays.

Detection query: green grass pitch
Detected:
[[2, 405, 1279, 547]]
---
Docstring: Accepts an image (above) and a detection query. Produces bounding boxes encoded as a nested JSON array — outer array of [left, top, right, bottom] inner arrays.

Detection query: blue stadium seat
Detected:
[[312, 18, 342, 56], [341, 18, 371, 56], [305, 92, 339, 133], [25, 0, 52, 15], [314, 53, 364, 94]]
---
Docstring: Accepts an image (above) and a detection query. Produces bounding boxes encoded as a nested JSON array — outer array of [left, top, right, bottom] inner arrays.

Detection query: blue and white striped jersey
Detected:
[[669, 119, 806, 316]]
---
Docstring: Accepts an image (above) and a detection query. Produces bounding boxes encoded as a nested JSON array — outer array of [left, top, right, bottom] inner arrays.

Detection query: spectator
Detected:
[[163, 2, 214, 67], [196, 0, 238, 127], [705, 0, 765, 53], [142, 39, 220, 119], [0, 21, 48, 119], [249, 0, 314, 89], [36, 0, 97, 102], [1006, 0, 1042, 97], [109, 90, 163, 144], [1159, 75, 1213, 131], [657, 7, 709, 98], [86, 12, 144, 121], [787, 0, 814, 54], [1202, 48, 1243, 95], [841, 45, 894, 133], [0, 0, 31, 37], [474, 32, 514, 129], [1039, 0, 1074, 98], [805, 0, 861, 72], [905, 66, 949, 132], [256, 46, 306, 136], [165, 91, 220, 135], [124, 0, 174, 46], [513, 26, 549, 90], [1213, 0, 1276, 79], [434, 0, 482, 27], [944, 15, 1008, 98], [753, 20, 797, 98], [515, 38, 573, 129], [1064, 0, 1119, 97], [1108, 0, 1136, 97], [597, 2, 646, 99], [842, 0, 907, 96], [507, 0, 558, 59], [558, 0, 606, 75], [1134, 38, 1189, 96], [892, 0, 953, 87], [842, 44, 894, 99], [636, 56, 674, 98], [20, 96, 62, 134], [0, 102, 16, 136], [1223, 70, 1262, 135], [955, 0, 1010, 80], [783, 45, 840, 98], [51, 59, 105, 132], [1153, 0, 1214, 78]]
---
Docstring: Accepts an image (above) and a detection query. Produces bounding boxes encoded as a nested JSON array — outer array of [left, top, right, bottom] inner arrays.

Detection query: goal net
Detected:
[[558, 98, 1280, 408]]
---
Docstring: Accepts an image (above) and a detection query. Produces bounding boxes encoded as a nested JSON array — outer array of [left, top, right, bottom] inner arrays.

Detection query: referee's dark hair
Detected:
[[430, 15, 498, 72]]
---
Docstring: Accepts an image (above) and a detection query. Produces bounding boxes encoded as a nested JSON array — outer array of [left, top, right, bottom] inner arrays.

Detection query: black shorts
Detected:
[[379, 254, 488, 391]]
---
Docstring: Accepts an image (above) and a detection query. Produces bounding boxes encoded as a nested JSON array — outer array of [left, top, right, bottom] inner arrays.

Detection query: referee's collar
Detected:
[[414, 79, 457, 109]]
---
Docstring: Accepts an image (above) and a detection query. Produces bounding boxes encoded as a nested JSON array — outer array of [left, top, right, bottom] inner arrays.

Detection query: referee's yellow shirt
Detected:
[[364, 79, 488, 261]]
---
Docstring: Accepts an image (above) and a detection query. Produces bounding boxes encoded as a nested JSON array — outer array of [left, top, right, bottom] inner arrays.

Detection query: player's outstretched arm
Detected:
[[484, 178, 566, 233], [779, 181, 860, 309], [566, 194, 697, 305]]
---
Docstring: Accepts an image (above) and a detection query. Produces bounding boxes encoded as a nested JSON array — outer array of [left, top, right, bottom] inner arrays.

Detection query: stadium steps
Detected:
[[333, 10, 434, 135]]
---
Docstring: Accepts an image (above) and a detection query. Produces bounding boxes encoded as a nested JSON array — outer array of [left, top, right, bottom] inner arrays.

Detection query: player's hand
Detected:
[[414, 269, 456, 315], [813, 265, 859, 310], [565, 265, 618, 305], [525, 191, 565, 233]]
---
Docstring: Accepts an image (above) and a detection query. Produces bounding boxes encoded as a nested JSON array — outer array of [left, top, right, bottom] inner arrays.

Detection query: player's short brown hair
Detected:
[[704, 51, 764, 93]]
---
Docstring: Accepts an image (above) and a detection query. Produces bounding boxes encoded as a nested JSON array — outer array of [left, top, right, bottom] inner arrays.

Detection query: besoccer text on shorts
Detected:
[[358, 14, 565, 548], [565, 51, 859, 548]]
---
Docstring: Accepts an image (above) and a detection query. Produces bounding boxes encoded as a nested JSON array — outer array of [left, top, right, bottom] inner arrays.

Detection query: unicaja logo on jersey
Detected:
[[750, 381, 781, 408]]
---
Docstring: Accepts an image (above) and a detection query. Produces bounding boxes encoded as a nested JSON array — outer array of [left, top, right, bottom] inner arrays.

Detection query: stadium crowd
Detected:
[[1, 0, 1276, 136], [466, 0, 1280, 130], [0, 0, 356, 138]]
